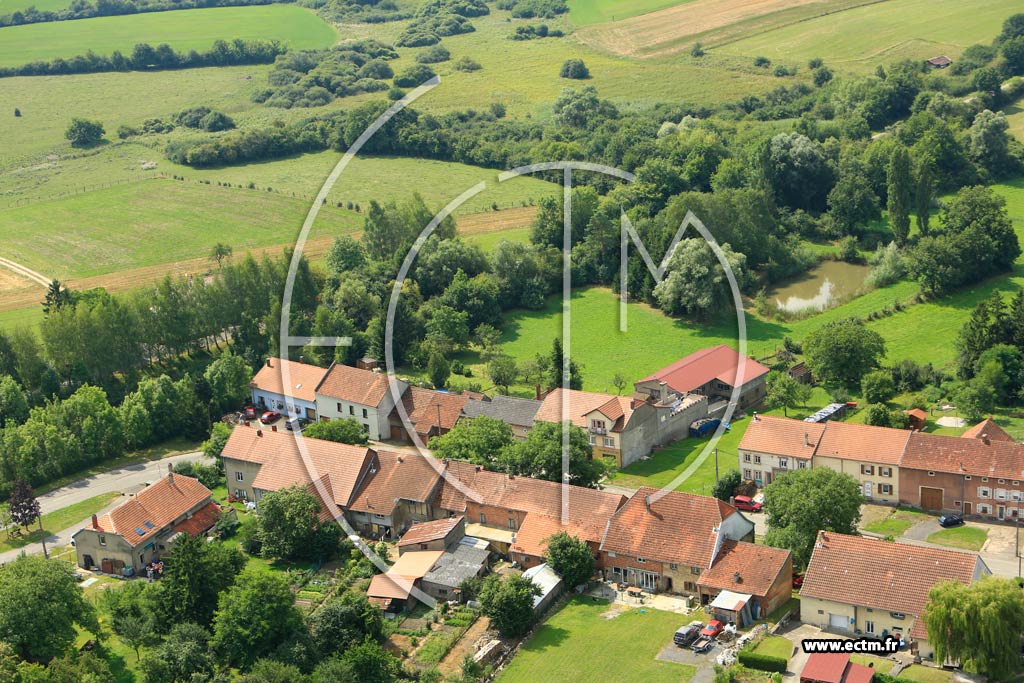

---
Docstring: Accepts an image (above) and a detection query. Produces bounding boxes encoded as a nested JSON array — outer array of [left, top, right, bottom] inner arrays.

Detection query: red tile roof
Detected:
[[349, 451, 443, 514], [739, 415, 825, 459], [171, 501, 222, 538], [510, 512, 609, 559], [600, 488, 743, 567], [902, 431, 1024, 480], [961, 418, 1014, 443], [639, 345, 769, 393], [800, 532, 986, 622], [801, 654, 873, 683], [534, 388, 634, 432], [221, 426, 376, 508], [698, 540, 791, 597], [95, 473, 211, 547], [397, 387, 470, 438], [315, 362, 399, 407], [250, 357, 327, 403], [815, 420, 911, 465], [398, 516, 463, 548]]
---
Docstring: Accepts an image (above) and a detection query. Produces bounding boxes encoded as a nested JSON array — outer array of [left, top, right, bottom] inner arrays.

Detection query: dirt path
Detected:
[[0, 256, 50, 288], [437, 615, 492, 677]]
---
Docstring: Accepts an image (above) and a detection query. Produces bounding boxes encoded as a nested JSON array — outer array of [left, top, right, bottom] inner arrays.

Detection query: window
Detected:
[[865, 620, 875, 634], [982, 477, 989, 483], [99, 535, 106, 546], [978, 487, 992, 499], [954, 500, 961, 507], [362, 423, 369, 433], [779, 458, 788, 469], [589, 435, 596, 446], [743, 469, 752, 479], [508, 518, 516, 530], [861, 464, 874, 475], [1012, 491, 1022, 502], [691, 566, 701, 575], [754, 455, 761, 465], [337, 402, 343, 412], [891, 612, 906, 620], [744, 454, 751, 463], [349, 405, 354, 415], [999, 479, 1006, 484], [235, 471, 244, 482], [362, 408, 368, 418], [607, 552, 617, 558], [879, 484, 893, 495], [373, 513, 386, 520], [798, 461, 807, 469], [636, 557, 646, 564], [996, 489, 1008, 501], [880, 467, 892, 477], [965, 475, 972, 480], [684, 581, 697, 592], [669, 563, 679, 570], [979, 504, 991, 514], [604, 437, 614, 447], [928, 471, 935, 477], [479, 513, 486, 524]]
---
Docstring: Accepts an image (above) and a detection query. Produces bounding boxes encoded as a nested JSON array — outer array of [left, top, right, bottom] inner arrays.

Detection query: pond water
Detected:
[[767, 260, 870, 313]]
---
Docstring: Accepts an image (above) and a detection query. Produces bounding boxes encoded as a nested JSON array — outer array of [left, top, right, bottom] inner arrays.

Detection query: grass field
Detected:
[[0, 5, 337, 68], [0, 0, 69, 12], [566, 0, 691, 25], [925, 526, 988, 551], [716, 0, 1020, 72], [496, 598, 694, 683], [753, 636, 793, 660], [901, 665, 953, 683], [862, 507, 930, 536], [0, 492, 121, 553], [850, 654, 895, 674]]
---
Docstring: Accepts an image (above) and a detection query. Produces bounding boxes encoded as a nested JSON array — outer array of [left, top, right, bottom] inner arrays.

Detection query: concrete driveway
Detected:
[[777, 622, 829, 679], [657, 642, 718, 683]]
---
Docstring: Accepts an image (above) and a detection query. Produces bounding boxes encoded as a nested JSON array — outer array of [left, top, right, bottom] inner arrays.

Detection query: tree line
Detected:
[[0, 38, 285, 78], [0, 0, 287, 28]]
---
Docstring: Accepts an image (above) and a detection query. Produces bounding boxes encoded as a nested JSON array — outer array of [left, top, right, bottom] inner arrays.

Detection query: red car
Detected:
[[260, 410, 281, 424], [792, 572, 804, 589], [733, 495, 763, 512], [701, 620, 724, 639], [243, 406, 258, 420]]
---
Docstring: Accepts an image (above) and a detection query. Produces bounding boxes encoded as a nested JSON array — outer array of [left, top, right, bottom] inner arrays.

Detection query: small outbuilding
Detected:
[[905, 408, 928, 431], [925, 56, 952, 69], [709, 589, 754, 626], [522, 563, 563, 614]]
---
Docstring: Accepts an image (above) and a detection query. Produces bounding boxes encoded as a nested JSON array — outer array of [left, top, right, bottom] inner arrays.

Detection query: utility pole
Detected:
[[38, 517, 48, 560], [714, 448, 719, 483]]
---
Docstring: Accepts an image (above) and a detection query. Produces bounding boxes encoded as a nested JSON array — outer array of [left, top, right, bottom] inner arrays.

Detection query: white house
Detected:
[[250, 357, 327, 421], [314, 362, 408, 441]]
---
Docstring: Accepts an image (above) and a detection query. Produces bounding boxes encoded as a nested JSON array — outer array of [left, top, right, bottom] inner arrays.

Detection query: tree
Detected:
[[886, 147, 912, 245], [712, 469, 742, 501], [861, 369, 897, 404], [487, 354, 518, 394], [0, 375, 28, 426], [158, 532, 246, 628], [763, 468, 863, 568], [8, 477, 40, 532], [303, 418, 369, 445], [257, 485, 339, 561], [427, 348, 450, 389], [767, 132, 835, 211], [210, 243, 233, 268], [543, 531, 594, 589], [826, 159, 880, 236], [497, 420, 605, 488], [547, 337, 582, 391], [242, 659, 309, 683], [325, 236, 365, 275], [0, 555, 99, 661], [211, 568, 307, 670], [202, 421, 233, 460], [308, 592, 382, 658], [803, 318, 886, 388], [64, 117, 105, 147], [611, 372, 627, 395], [204, 352, 250, 415], [924, 577, 1024, 680], [427, 415, 514, 466], [42, 279, 71, 316], [478, 574, 541, 637], [968, 110, 1012, 176], [766, 371, 809, 417], [316, 640, 400, 683], [653, 239, 747, 319], [559, 58, 589, 79], [140, 622, 218, 683]]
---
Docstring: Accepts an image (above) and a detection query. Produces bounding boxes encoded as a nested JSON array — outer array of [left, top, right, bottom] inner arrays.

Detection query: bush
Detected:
[[737, 650, 788, 673], [754, 56, 771, 67], [453, 55, 481, 71], [65, 117, 105, 147], [559, 59, 589, 79], [395, 64, 436, 87], [416, 45, 451, 63], [691, 42, 704, 57], [837, 235, 859, 262]]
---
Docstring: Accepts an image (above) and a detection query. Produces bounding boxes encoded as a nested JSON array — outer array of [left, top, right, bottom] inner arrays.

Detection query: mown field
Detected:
[[497, 598, 694, 683], [566, 0, 692, 26], [0, 0, 69, 12], [716, 0, 1021, 72], [0, 5, 337, 67]]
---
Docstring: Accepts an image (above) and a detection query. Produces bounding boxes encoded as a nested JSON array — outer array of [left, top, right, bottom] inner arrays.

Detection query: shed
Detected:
[[926, 56, 952, 69], [419, 540, 490, 602], [709, 589, 754, 626], [522, 563, 563, 614], [905, 408, 928, 431]]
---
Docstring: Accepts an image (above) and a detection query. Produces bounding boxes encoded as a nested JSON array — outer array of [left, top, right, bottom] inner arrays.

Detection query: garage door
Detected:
[[920, 487, 944, 511], [829, 613, 848, 629]]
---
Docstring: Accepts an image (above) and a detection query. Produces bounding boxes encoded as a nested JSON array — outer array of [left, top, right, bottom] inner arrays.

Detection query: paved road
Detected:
[[0, 451, 208, 566]]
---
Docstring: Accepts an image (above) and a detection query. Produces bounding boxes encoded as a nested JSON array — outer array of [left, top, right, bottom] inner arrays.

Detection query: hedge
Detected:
[[737, 649, 788, 673]]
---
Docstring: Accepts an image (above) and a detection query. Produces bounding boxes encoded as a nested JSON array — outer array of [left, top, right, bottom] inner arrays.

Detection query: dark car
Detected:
[[733, 495, 763, 512], [673, 621, 704, 648], [242, 406, 258, 420], [938, 513, 964, 528], [260, 410, 281, 424], [285, 417, 311, 431]]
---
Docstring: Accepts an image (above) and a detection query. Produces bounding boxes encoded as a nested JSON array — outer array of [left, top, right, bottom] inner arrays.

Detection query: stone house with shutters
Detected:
[[737, 415, 824, 486], [314, 362, 407, 441]]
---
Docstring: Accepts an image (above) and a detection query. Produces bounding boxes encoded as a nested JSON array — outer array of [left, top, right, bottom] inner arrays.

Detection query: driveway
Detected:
[[777, 622, 830, 679], [657, 642, 718, 683], [898, 517, 1022, 579]]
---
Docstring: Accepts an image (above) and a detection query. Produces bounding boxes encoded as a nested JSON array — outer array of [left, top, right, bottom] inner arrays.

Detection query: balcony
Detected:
[[589, 425, 607, 435]]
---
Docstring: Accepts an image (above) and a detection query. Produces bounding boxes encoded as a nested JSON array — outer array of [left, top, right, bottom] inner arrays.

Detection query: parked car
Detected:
[[733, 495, 762, 512], [792, 572, 804, 589], [938, 513, 964, 528], [260, 410, 281, 424], [285, 417, 311, 431], [700, 620, 724, 639], [673, 621, 704, 648], [242, 406, 258, 420]]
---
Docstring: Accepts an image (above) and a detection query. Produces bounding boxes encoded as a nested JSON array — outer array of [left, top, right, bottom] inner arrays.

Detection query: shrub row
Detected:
[[737, 650, 788, 673]]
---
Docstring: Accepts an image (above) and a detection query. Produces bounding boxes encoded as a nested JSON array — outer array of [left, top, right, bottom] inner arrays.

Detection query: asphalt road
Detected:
[[0, 451, 208, 566]]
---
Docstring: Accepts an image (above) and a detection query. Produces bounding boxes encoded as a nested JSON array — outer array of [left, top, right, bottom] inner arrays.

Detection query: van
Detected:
[[673, 621, 704, 647]]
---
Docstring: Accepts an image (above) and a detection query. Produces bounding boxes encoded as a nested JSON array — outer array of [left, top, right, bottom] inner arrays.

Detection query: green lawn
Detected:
[[0, 5, 337, 67], [901, 665, 953, 683], [496, 597, 694, 683], [464, 226, 532, 252], [0, 491, 122, 553], [566, 0, 691, 25], [0, 178, 361, 279], [0, 0, 69, 13], [850, 654, 895, 674], [863, 508, 930, 537], [753, 635, 793, 660], [717, 0, 1020, 73], [925, 526, 989, 552]]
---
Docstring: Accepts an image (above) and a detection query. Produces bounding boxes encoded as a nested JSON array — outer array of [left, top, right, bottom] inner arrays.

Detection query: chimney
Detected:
[[91, 514, 99, 529], [752, 412, 759, 422], [266, 358, 272, 368], [299, 355, 305, 364], [535, 384, 541, 400], [733, 571, 742, 583], [659, 381, 668, 403], [804, 432, 810, 447], [397, 455, 403, 463], [982, 433, 990, 445], [644, 494, 652, 513], [167, 462, 174, 485], [256, 429, 263, 437], [271, 425, 277, 432]]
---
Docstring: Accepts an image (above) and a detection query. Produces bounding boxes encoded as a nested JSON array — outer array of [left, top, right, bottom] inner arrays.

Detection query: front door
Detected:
[[998, 505, 1006, 520], [964, 501, 973, 515], [863, 482, 873, 498], [639, 571, 658, 591], [920, 487, 943, 511]]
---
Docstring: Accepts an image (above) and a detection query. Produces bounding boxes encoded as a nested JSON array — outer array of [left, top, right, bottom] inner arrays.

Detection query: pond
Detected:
[[767, 260, 870, 313]]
